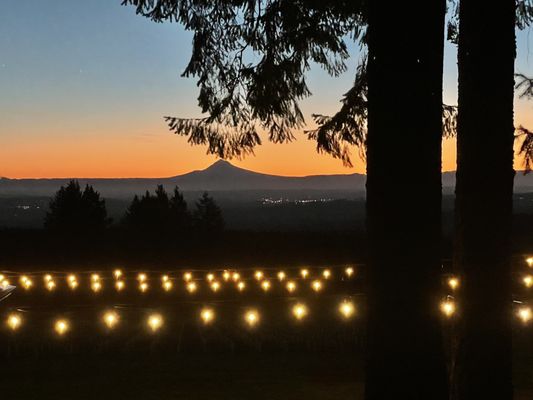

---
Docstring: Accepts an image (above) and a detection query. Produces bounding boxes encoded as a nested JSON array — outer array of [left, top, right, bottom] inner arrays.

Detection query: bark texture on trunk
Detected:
[[365, 2, 448, 399], [454, 1, 516, 399]]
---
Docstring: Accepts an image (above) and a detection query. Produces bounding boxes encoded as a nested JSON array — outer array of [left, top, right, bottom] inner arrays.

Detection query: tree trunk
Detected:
[[454, 1, 516, 399], [365, 2, 448, 399]]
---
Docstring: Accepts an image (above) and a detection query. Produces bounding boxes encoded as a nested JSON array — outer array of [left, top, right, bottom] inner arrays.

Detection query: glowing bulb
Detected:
[[183, 272, 192, 282], [115, 280, 125, 291], [232, 272, 241, 282], [206, 273, 215, 282], [20, 275, 29, 283], [200, 308, 215, 324], [261, 280, 271, 292], [161, 274, 169, 282], [292, 303, 308, 320], [0, 280, 9, 289], [523, 275, 533, 288], [223, 271, 231, 281], [277, 271, 286, 281], [103, 311, 119, 329], [345, 267, 354, 277], [526, 257, 533, 267], [139, 282, 149, 293], [68, 280, 79, 290], [21, 277, 33, 290], [237, 281, 246, 291], [440, 300, 456, 317], [113, 269, 123, 279], [44, 274, 53, 283], [91, 281, 102, 293], [254, 271, 264, 281], [187, 282, 197, 293], [448, 277, 459, 290], [0, 274, 4, 282], [311, 280, 323, 292], [7, 314, 22, 331], [137, 273, 147, 283], [322, 269, 331, 279], [244, 310, 260, 327], [55, 319, 69, 336], [300, 269, 309, 279], [286, 281, 297, 293], [163, 280, 173, 292], [210, 281, 221, 292], [91, 274, 100, 282], [339, 301, 355, 319], [67, 274, 77, 283], [147, 314, 163, 332], [518, 306, 532, 323], [46, 280, 56, 291]]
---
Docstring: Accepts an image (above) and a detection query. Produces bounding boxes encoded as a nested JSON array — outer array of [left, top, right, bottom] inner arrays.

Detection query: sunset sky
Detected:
[[1, 0, 533, 178]]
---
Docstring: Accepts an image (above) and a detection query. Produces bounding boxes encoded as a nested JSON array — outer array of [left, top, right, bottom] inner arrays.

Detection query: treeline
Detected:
[[44, 180, 224, 235]]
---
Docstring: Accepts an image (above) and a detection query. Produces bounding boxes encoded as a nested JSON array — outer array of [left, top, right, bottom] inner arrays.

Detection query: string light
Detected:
[[137, 273, 147, 283], [113, 269, 123, 279], [67, 274, 77, 283], [440, 299, 456, 318], [46, 280, 56, 292], [448, 277, 460, 291], [200, 308, 215, 325], [0, 274, 4, 282], [161, 275, 170, 282], [0, 279, 9, 289], [277, 271, 286, 281], [147, 314, 163, 332], [232, 272, 241, 282], [223, 271, 231, 281], [139, 282, 149, 293], [527, 257, 533, 267], [523, 275, 533, 288], [261, 280, 271, 292], [286, 281, 297, 293], [54, 319, 70, 336], [44, 274, 53, 283], [237, 281, 246, 291], [345, 267, 354, 278], [91, 281, 102, 293], [323, 269, 331, 279], [244, 309, 260, 327], [206, 273, 215, 282], [186, 282, 197, 293], [115, 280, 125, 291], [183, 272, 193, 282], [7, 313, 22, 331], [20, 276, 33, 290], [300, 269, 309, 279], [68, 279, 79, 290], [210, 281, 221, 292], [254, 270, 264, 281], [162, 280, 173, 292], [311, 280, 323, 292], [518, 306, 532, 324], [91, 274, 100, 282], [292, 303, 308, 320], [339, 301, 355, 319], [102, 311, 119, 329]]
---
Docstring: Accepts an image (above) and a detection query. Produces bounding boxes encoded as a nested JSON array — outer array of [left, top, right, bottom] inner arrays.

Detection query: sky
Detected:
[[1, 0, 533, 178]]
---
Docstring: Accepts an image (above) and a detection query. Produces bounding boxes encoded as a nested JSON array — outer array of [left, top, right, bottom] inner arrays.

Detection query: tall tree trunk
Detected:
[[365, 2, 448, 399], [454, 1, 516, 399]]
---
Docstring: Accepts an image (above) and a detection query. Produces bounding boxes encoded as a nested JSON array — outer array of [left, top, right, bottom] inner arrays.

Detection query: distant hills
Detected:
[[0, 160, 532, 198]]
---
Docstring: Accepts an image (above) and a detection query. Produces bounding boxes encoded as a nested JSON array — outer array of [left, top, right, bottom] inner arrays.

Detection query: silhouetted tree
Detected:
[[122, 2, 448, 398], [193, 192, 224, 235], [452, 1, 522, 399], [124, 185, 191, 234], [45, 180, 109, 232]]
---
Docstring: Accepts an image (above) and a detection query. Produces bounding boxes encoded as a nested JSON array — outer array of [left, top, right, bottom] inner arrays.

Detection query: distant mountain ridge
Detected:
[[0, 160, 531, 198]]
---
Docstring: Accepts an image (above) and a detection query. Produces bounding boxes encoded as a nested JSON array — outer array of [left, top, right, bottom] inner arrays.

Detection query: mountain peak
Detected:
[[204, 159, 239, 172]]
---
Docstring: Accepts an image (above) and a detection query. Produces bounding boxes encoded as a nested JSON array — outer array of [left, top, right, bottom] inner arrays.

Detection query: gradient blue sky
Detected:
[[1, 0, 532, 178]]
